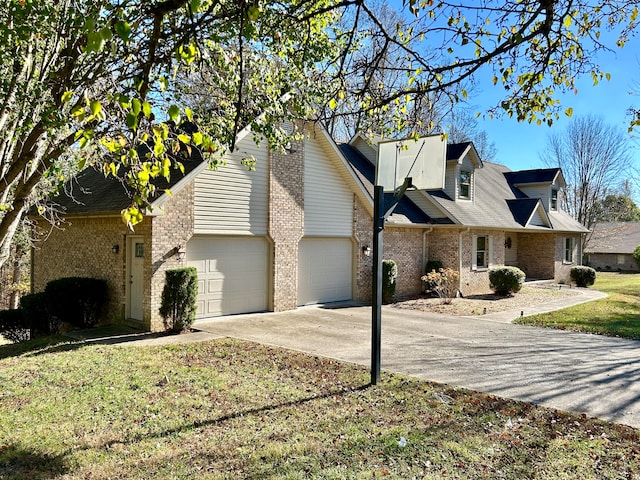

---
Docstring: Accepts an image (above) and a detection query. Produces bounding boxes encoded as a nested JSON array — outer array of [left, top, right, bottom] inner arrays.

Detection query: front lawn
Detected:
[[515, 272, 640, 339], [0, 338, 638, 479]]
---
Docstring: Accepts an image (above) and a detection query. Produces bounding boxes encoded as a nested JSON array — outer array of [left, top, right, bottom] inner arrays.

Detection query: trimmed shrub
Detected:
[[44, 277, 108, 328], [633, 245, 640, 269], [421, 268, 459, 304], [20, 292, 60, 337], [570, 266, 597, 287], [160, 267, 198, 333], [382, 260, 397, 304], [489, 266, 525, 296], [0, 309, 30, 343]]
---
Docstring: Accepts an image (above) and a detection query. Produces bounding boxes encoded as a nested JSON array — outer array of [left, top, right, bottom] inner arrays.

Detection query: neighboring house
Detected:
[[584, 222, 640, 272], [32, 125, 587, 332]]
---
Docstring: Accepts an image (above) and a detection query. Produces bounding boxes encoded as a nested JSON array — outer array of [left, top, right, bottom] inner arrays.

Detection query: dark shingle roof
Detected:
[[585, 222, 640, 254], [504, 168, 560, 185], [338, 143, 436, 224], [50, 137, 205, 215], [446, 142, 471, 161]]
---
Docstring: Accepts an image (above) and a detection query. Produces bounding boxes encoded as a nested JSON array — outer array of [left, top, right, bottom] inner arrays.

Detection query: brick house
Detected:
[[32, 124, 587, 331], [584, 222, 640, 272]]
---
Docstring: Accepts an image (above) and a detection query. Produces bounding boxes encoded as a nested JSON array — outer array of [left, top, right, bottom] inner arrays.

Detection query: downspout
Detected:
[[422, 227, 433, 274]]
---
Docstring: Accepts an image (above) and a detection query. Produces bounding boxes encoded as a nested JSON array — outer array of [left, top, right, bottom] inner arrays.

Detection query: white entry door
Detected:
[[127, 236, 145, 321], [298, 237, 353, 305], [186, 236, 269, 319]]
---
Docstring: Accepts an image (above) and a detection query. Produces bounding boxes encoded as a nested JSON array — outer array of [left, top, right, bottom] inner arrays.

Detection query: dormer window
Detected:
[[551, 189, 558, 211], [459, 170, 471, 199]]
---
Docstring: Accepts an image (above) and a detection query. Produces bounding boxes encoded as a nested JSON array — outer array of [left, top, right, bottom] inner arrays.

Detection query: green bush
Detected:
[[570, 266, 597, 287], [20, 292, 60, 337], [160, 267, 198, 333], [0, 309, 30, 343], [489, 266, 526, 296], [633, 245, 640, 269], [44, 277, 108, 328], [425, 260, 443, 273], [382, 260, 397, 304]]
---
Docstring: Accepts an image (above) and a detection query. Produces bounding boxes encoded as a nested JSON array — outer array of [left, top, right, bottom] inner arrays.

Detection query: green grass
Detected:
[[515, 272, 640, 339], [0, 338, 639, 479]]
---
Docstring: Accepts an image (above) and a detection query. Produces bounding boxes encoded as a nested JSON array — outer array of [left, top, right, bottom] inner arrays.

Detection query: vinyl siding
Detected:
[[519, 185, 550, 211], [351, 136, 377, 165], [304, 133, 353, 236], [529, 207, 546, 226], [193, 135, 268, 235], [406, 191, 449, 219]]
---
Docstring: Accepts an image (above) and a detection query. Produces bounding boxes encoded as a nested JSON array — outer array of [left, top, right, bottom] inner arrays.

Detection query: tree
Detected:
[[446, 110, 497, 162], [594, 194, 640, 222], [1, 0, 639, 269], [540, 115, 632, 236]]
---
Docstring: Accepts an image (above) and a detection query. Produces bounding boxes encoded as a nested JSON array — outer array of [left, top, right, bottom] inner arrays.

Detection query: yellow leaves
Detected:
[[122, 206, 144, 229], [631, 6, 639, 23], [564, 107, 573, 118], [329, 98, 338, 110], [61, 91, 74, 103], [563, 16, 573, 29]]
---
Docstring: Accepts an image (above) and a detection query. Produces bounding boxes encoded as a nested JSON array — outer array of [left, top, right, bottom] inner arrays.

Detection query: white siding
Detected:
[[304, 133, 353, 236], [529, 207, 546, 226], [519, 185, 550, 211], [193, 135, 268, 234], [444, 164, 457, 199], [406, 191, 449, 219], [351, 136, 377, 165]]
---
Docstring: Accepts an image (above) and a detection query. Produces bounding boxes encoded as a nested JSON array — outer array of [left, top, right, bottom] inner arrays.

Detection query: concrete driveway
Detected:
[[193, 302, 640, 429]]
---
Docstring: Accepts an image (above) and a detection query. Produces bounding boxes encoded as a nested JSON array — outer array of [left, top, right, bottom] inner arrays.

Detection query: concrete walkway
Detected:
[[116, 287, 640, 429]]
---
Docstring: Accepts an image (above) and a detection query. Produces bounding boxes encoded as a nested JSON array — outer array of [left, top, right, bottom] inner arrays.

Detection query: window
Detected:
[[551, 189, 558, 211], [564, 237, 574, 263], [618, 255, 625, 265], [459, 170, 471, 199], [476, 236, 488, 269]]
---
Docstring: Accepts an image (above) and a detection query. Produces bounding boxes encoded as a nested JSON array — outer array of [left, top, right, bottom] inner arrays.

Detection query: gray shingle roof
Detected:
[[585, 222, 640, 254]]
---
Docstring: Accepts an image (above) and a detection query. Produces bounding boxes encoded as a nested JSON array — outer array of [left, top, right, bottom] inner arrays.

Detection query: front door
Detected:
[[127, 236, 145, 321]]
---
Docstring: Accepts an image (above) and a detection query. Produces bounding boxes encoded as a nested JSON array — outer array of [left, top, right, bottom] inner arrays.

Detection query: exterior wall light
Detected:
[[362, 245, 372, 257], [175, 245, 186, 260], [112, 244, 120, 254]]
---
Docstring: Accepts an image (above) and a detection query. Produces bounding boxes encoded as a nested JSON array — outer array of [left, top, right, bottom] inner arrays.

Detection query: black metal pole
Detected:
[[371, 185, 385, 385]]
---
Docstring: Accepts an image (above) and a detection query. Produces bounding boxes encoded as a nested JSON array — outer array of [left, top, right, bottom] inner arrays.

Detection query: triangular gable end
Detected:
[[526, 199, 552, 228], [446, 142, 483, 169]]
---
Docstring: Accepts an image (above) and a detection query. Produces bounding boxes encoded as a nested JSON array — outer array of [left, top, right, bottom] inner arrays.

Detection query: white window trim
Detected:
[[459, 169, 472, 200], [472, 234, 493, 271], [551, 189, 558, 211], [563, 237, 575, 264]]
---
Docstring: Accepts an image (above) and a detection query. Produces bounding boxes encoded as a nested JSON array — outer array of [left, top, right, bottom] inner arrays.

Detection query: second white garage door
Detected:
[[186, 236, 269, 319], [298, 237, 353, 306]]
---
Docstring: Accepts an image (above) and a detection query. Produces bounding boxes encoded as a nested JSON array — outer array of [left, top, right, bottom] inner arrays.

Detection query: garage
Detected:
[[186, 236, 269, 319], [298, 237, 353, 305]]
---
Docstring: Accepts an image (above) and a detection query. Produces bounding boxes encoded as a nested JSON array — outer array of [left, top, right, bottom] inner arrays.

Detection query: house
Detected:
[[584, 222, 640, 272], [31, 125, 587, 332]]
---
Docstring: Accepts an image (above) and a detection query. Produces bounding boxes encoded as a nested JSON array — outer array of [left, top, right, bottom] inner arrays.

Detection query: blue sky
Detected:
[[473, 35, 640, 174]]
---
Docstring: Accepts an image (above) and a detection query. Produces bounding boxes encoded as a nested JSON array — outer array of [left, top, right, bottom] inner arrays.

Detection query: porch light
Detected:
[[112, 244, 120, 254], [362, 245, 372, 257], [175, 245, 186, 260]]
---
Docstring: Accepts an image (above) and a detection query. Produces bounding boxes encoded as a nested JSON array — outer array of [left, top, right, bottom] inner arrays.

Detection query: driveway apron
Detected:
[[195, 304, 640, 428]]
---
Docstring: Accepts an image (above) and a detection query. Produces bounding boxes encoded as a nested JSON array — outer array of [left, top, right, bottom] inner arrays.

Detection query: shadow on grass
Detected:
[[0, 445, 69, 480]]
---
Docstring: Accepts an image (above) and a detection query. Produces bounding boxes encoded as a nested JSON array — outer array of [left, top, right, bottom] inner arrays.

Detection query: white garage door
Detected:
[[298, 237, 353, 306], [186, 236, 269, 319]]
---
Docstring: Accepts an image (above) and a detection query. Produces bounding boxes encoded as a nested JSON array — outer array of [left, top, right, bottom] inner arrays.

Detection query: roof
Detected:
[[503, 168, 562, 185], [585, 222, 640, 254], [338, 143, 436, 224], [51, 146, 204, 216]]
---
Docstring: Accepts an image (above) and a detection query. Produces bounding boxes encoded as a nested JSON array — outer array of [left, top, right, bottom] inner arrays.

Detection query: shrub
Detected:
[[20, 292, 60, 337], [570, 266, 597, 287], [0, 309, 30, 343], [425, 260, 443, 273], [421, 268, 459, 304], [633, 245, 640, 269], [382, 260, 398, 304], [160, 267, 198, 333], [489, 266, 526, 296], [44, 277, 108, 328]]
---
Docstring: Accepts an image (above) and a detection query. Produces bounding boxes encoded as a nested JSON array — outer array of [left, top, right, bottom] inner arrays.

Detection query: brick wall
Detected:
[[148, 183, 195, 331], [268, 138, 304, 311], [517, 232, 556, 280], [353, 196, 373, 301], [587, 253, 639, 272], [384, 227, 424, 297], [554, 233, 582, 283], [31, 215, 140, 325]]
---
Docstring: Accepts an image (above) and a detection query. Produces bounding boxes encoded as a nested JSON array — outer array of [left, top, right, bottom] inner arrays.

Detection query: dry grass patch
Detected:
[[0, 338, 638, 479]]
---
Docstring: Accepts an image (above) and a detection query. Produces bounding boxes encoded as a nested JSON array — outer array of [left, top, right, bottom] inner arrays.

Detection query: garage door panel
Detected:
[[186, 236, 269, 319], [298, 237, 352, 305]]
